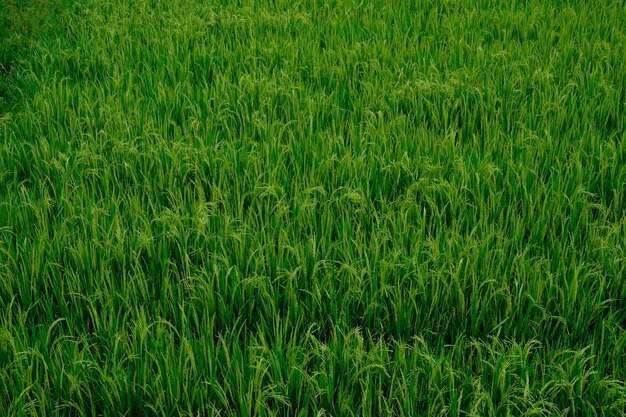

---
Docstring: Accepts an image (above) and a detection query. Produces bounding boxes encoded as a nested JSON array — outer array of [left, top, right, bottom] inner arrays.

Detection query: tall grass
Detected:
[[1, 0, 625, 415]]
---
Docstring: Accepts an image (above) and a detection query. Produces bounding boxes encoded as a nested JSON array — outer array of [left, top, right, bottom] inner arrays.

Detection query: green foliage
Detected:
[[1, 0, 625, 415], [0, 0, 72, 114]]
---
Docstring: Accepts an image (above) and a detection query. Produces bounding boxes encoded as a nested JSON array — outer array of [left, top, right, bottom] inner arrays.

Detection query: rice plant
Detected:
[[1, 0, 625, 415]]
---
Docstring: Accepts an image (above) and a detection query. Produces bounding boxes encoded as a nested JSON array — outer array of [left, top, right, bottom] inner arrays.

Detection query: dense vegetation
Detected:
[[1, 0, 625, 415]]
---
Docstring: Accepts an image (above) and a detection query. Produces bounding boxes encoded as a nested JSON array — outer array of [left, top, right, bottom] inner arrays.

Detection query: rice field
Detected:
[[1, 0, 625, 415]]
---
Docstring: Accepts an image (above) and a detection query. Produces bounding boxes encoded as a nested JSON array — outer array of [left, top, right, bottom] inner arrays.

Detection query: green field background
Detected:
[[1, 0, 625, 415]]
